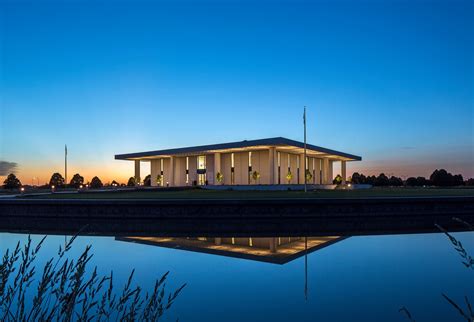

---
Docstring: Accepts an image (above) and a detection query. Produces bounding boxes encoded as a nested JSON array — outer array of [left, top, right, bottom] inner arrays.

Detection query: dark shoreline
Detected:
[[1, 196, 473, 236]]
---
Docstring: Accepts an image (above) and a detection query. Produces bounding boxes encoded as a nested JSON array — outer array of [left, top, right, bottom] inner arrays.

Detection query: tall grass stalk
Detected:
[[0, 234, 185, 321], [401, 219, 473, 321], [436, 219, 474, 321]]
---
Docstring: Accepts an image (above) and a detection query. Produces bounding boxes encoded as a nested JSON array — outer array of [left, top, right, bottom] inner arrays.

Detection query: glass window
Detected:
[[198, 155, 206, 169], [231, 153, 235, 185], [186, 157, 189, 184], [277, 152, 281, 184], [197, 156, 206, 185]]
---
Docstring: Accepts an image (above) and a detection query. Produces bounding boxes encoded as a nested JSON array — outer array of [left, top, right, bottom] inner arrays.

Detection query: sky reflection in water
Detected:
[[0, 232, 472, 322]]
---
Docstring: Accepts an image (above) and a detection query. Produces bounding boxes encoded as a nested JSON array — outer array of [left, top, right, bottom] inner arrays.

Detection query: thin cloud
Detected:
[[0, 161, 18, 176]]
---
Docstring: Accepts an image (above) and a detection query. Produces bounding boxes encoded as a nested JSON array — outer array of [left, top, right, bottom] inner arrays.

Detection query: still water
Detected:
[[0, 232, 472, 322]]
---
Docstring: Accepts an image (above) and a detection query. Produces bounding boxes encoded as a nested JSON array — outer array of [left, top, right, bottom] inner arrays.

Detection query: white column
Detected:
[[214, 152, 221, 185], [341, 160, 347, 184], [322, 158, 329, 184], [314, 159, 321, 184], [134, 160, 140, 185], [169, 156, 174, 186], [299, 153, 305, 184], [328, 160, 333, 184], [150, 159, 158, 187], [269, 147, 276, 184], [269, 238, 276, 253]]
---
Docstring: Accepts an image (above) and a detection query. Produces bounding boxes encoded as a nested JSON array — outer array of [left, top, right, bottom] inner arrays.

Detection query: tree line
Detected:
[[2, 172, 123, 189], [350, 169, 473, 187], [2, 168, 474, 189]]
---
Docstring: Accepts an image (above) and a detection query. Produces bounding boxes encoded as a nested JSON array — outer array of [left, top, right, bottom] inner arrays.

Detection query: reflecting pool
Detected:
[[0, 231, 472, 321]]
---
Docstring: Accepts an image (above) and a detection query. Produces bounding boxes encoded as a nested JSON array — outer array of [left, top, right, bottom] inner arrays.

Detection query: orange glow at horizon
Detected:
[[1, 161, 151, 186], [2, 158, 473, 186]]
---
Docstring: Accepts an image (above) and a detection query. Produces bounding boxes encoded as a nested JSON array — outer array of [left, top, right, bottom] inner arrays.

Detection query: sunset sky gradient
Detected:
[[1, 0, 473, 184]]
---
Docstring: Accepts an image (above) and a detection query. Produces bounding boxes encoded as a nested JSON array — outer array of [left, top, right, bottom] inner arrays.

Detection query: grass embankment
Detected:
[[21, 187, 474, 199]]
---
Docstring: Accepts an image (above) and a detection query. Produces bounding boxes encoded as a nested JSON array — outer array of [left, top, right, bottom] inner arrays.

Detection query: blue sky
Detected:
[[1, 0, 473, 183]]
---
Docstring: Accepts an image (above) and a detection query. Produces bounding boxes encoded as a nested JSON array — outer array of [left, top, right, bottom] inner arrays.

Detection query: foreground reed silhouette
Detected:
[[0, 234, 186, 321], [400, 217, 474, 322]]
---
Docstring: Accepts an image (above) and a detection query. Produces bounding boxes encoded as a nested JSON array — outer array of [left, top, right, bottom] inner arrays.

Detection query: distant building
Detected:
[[115, 137, 361, 186]]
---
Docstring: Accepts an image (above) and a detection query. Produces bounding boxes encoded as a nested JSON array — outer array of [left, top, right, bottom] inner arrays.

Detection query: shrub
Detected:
[[216, 172, 224, 184], [143, 175, 151, 186], [252, 171, 260, 183], [286, 171, 293, 183]]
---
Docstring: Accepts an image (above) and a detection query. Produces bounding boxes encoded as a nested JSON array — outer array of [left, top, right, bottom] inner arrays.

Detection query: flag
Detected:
[[303, 107, 306, 125], [65, 144, 67, 156]]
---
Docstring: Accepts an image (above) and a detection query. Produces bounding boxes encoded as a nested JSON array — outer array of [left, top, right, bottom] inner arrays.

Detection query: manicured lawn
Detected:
[[21, 187, 474, 199]]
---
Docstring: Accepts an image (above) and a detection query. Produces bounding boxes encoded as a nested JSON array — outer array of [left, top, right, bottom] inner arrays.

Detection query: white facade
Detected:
[[117, 137, 361, 187]]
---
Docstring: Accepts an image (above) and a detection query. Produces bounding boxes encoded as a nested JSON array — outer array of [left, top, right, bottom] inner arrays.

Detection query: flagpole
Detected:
[[65, 144, 67, 187], [304, 106, 307, 193]]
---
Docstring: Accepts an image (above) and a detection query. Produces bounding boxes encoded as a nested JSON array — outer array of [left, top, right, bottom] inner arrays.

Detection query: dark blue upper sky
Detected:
[[1, 0, 473, 182]]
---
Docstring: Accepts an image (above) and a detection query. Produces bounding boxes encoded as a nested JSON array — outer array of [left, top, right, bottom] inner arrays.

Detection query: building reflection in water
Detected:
[[115, 236, 347, 265]]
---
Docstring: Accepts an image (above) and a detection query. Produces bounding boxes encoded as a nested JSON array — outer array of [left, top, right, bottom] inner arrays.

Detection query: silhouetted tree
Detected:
[[466, 178, 474, 186], [365, 175, 376, 186], [453, 174, 464, 186], [3, 173, 21, 189], [405, 177, 418, 186], [430, 169, 463, 186], [375, 173, 390, 186], [143, 175, 151, 186], [127, 177, 136, 187], [388, 176, 403, 186], [333, 174, 343, 185], [49, 173, 65, 188], [416, 176, 429, 186], [69, 173, 84, 188], [351, 172, 362, 184], [90, 176, 103, 189]]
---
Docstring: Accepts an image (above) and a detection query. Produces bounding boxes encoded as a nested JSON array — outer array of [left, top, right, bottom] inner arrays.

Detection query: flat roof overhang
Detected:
[[115, 137, 362, 162]]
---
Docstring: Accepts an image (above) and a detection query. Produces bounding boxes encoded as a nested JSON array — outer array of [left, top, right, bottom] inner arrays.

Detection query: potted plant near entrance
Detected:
[[252, 171, 260, 184], [216, 172, 224, 185], [333, 174, 343, 185], [286, 171, 293, 184], [156, 174, 163, 186], [305, 169, 313, 183]]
